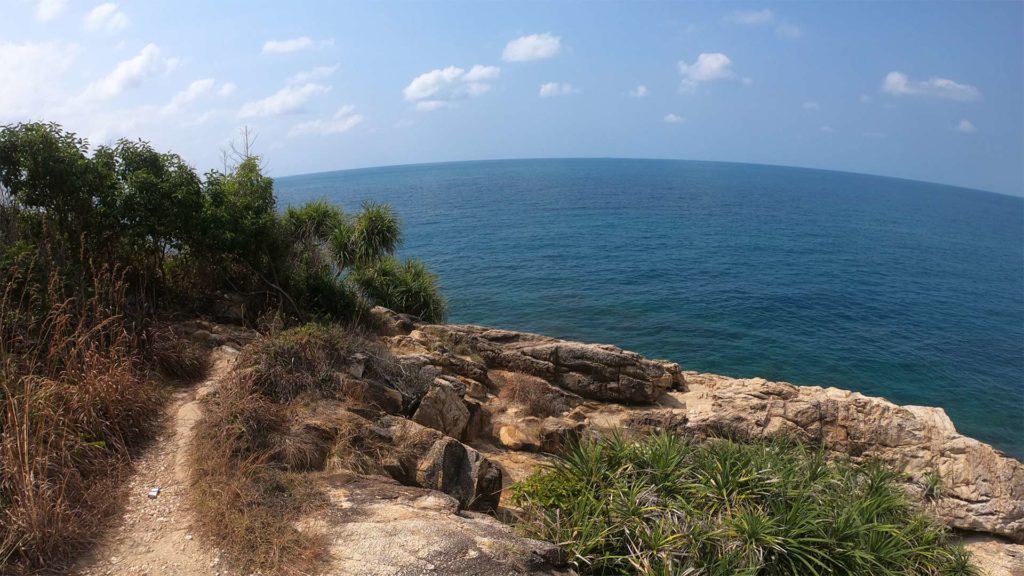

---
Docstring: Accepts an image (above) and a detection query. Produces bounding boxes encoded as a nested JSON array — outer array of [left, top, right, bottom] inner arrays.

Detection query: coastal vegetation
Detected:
[[0, 121, 443, 572], [511, 433, 977, 576]]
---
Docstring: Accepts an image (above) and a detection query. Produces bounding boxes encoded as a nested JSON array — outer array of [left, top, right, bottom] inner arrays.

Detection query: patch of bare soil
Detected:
[[74, 346, 241, 576]]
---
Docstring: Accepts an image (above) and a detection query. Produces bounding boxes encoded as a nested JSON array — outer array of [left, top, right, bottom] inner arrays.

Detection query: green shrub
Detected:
[[511, 433, 977, 576], [352, 256, 447, 323]]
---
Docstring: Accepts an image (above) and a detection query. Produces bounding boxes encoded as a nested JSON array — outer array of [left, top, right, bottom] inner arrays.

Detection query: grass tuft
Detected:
[[496, 372, 570, 418]]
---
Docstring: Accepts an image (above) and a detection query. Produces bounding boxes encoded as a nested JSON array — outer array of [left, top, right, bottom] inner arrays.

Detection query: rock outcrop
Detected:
[[387, 319, 684, 404], [371, 307, 1024, 543], [301, 472, 567, 575], [672, 372, 1024, 540]]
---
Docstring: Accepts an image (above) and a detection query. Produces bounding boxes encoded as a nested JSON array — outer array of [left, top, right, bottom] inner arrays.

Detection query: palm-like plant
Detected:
[[283, 199, 445, 322], [511, 433, 979, 576]]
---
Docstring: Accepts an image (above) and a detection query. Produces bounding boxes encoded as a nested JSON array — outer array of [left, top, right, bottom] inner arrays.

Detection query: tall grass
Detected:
[[511, 433, 977, 576], [0, 262, 160, 573]]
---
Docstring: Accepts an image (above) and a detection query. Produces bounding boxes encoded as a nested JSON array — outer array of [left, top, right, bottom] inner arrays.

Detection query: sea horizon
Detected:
[[278, 156, 1023, 200], [278, 157, 1024, 458]]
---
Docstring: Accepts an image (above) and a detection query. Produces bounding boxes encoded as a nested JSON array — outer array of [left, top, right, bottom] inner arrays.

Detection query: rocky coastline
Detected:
[[181, 308, 1024, 574]]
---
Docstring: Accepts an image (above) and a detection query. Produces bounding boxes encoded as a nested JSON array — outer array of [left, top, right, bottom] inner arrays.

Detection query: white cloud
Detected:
[[403, 64, 500, 111], [502, 33, 561, 62], [463, 64, 500, 82], [820, 125, 835, 133], [161, 78, 216, 115], [80, 43, 178, 101], [218, 82, 236, 97], [881, 71, 981, 102], [84, 3, 130, 32], [664, 113, 685, 124], [629, 85, 649, 98], [0, 41, 76, 119], [803, 101, 820, 111], [678, 52, 735, 92], [238, 83, 330, 117], [288, 65, 338, 84], [404, 66, 463, 100], [775, 22, 802, 38], [35, 0, 67, 21], [539, 82, 575, 97], [955, 119, 977, 133], [262, 37, 314, 55], [729, 9, 775, 25], [290, 105, 364, 136]]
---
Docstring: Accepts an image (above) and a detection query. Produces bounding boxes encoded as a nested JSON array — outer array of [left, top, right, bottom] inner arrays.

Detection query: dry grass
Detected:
[[0, 264, 161, 574], [189, 375, 331, 576], [496, 372, 570, 418], [148, 324, 211, 383]]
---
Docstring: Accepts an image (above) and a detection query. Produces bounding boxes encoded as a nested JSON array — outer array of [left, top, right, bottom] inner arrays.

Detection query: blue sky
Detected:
[[1, 1, 1022, 195]]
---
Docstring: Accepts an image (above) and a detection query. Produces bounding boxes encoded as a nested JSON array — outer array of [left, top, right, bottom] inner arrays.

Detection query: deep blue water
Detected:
[[276, 159, 1024, 459]]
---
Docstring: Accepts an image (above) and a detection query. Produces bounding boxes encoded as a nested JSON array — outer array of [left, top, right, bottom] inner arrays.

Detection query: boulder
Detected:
[[413, 382, 470, 438], [383, 416, 502, 511], [497, 417, 583, 454], [306, 472, 568, 575]]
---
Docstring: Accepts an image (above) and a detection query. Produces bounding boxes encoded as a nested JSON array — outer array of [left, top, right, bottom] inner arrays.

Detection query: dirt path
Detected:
[[74, 345, 240, 576]]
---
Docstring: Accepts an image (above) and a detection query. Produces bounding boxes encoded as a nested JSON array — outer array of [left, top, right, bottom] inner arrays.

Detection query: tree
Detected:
[[0, 122, 116, 251], [110, 139, 204, 281]]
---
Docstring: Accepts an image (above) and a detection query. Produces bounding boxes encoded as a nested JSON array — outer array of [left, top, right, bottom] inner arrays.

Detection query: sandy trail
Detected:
[[74, 346, 239, 576]]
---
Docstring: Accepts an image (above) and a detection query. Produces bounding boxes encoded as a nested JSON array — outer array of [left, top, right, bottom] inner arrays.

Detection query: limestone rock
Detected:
[[373, 307, 1023, 543], [463, 398, 493, 443]]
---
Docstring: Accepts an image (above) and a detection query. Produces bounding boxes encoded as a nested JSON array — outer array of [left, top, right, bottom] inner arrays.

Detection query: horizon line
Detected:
[[275, 156, 1022, 200]]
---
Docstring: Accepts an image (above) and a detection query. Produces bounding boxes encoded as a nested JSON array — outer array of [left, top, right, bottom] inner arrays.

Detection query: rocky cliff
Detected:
[[372, 307, 1024, 544]]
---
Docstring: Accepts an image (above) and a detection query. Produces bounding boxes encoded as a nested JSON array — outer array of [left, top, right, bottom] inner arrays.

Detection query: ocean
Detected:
[[276, 158, 1024, 459]]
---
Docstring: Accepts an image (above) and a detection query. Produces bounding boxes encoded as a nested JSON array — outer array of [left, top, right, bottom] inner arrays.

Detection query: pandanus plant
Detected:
[[282, 199, 446, 322]]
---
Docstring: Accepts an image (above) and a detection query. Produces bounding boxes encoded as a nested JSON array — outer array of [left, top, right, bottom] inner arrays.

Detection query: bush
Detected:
[[351, 256, 447, 323], [148, 325, 210, 383], [511, 433, 978, 576], [235, 323, 428, 406]]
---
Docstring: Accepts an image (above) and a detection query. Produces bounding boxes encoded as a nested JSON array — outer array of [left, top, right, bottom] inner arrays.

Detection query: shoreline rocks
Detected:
[[372, 307, 1024, 543]]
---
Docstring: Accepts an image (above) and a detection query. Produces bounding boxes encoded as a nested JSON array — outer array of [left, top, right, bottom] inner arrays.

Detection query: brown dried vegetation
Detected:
[[188, 323, 429, 575], [0, 264, 162, 574]]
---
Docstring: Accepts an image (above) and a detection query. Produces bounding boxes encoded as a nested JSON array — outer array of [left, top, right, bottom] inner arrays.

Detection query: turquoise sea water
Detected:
[[276, 159, 1024, 459]]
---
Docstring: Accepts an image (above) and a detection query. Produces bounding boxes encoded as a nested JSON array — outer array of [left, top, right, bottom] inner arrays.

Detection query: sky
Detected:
[[1, 1, 1022, 196]]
